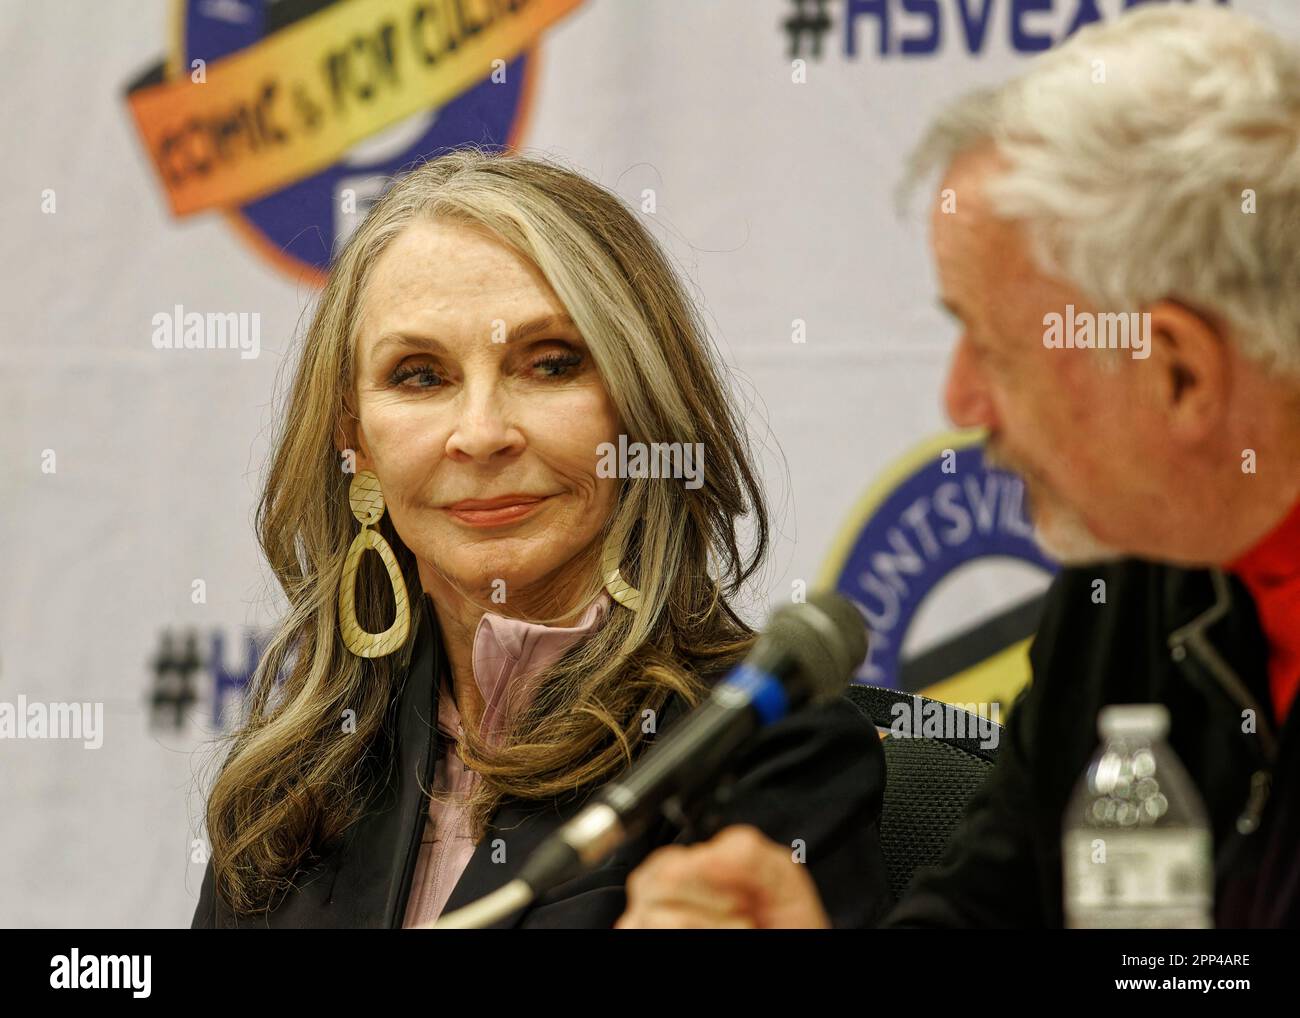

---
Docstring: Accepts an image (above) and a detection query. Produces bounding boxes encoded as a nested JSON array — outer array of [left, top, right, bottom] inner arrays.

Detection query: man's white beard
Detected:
[[983, 444, 1125, 566], [1030, 501, 1126, 565]]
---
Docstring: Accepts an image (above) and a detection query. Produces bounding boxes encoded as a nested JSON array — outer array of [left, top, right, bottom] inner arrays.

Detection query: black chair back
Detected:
[[844, 684, 1002, 903]]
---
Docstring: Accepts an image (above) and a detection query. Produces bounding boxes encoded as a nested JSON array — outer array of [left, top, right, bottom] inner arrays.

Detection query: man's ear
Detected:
[[1145, 299, 1230, 443]]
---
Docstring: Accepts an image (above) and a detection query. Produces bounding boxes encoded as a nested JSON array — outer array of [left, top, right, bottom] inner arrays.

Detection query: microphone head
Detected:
[[763, 592, 868, 701]]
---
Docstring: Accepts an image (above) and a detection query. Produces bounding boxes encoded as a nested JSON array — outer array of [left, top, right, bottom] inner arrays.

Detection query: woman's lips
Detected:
[[444, 495, 549, 528]]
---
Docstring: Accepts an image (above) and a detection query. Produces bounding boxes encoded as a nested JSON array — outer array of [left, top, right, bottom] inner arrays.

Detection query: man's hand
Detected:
[[615, 824, 832, 929]]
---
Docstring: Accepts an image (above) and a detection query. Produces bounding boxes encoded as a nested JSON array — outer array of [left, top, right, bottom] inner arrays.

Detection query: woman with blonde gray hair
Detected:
[[190, 148, 890, 929]]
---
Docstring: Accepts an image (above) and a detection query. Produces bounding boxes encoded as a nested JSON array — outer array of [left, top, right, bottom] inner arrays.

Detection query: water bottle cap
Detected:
[[1098, 703, 1169, 739]]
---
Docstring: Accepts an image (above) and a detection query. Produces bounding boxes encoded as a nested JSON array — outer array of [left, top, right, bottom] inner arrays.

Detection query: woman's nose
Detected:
[[943, 337, 996, 431], [444, 385, 525, 464]]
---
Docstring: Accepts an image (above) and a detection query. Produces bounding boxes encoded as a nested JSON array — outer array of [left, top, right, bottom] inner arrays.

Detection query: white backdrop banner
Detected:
[[2, 0, 1293, 927]]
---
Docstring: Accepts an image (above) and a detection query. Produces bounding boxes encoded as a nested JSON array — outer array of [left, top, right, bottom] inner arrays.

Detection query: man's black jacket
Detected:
[[191, 593, 892, 928], [886, 559, 1298, 928]]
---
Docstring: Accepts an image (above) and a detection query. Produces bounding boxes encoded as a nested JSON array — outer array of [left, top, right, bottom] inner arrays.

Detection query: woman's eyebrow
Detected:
[[371, 331, 445, 359], [369, 314, 578, 361], [505, 313, 578, 343]]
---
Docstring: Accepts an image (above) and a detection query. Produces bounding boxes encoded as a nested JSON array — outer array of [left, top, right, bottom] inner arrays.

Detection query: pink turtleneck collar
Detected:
[[434, 590, 614, 746], [402, 590, 614, 929]]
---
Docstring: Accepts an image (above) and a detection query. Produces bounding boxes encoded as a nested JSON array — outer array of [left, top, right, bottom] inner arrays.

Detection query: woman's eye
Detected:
[[532, 351, 584, 378], [389, 362, 445, 389]]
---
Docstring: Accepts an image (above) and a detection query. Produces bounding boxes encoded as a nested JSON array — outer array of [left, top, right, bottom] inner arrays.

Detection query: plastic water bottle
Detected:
[[1062, 704, 1213, 928]]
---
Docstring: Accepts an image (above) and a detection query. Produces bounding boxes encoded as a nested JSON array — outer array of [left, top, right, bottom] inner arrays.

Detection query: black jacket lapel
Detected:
[[438, 695, 696, 928], [328, 592, 443, 928], [439, 797, 578, 928]]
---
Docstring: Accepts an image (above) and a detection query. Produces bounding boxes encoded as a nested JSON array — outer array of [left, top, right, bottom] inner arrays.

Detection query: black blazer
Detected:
[[884, 560, 1299, 928], [192, 593, 891, 929]]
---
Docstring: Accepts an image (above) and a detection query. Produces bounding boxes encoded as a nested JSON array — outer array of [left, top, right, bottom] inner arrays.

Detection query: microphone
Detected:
[[511, 591, 867, 903]]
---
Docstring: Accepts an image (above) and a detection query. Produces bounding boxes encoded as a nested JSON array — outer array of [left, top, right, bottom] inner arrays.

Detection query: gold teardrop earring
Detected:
[[601, 538, 643, 612], [338, 469, 411, 657]]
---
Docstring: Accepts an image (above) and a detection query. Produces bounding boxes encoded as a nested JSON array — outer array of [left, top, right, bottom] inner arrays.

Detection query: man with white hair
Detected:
[[617, 5, 1300, 928]]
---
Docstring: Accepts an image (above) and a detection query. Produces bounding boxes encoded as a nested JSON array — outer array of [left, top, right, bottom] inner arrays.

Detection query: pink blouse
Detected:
[[400, 592, 612, 928]]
